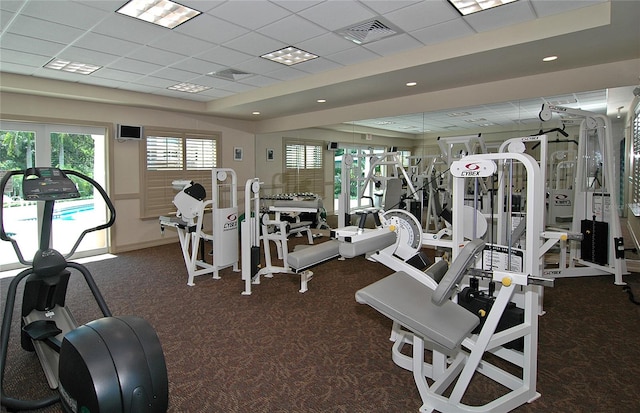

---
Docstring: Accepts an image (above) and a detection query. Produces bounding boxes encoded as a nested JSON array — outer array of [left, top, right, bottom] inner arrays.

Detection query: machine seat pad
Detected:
[[287, 240, 340, 270], [23, 320, 62, 340], [356, 271, 479, 350], [288, 221, 312, 230], [339, 231, 396, 258]]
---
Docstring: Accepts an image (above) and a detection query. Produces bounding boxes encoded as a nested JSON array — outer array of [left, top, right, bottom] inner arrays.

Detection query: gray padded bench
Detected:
[[287, 239, 341, 271], [356, 271, 479, 350], [355, 239, 486, 350]]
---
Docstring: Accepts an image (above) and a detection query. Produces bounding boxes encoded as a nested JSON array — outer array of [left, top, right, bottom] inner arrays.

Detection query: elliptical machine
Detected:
[[0, 167, 168, 412]]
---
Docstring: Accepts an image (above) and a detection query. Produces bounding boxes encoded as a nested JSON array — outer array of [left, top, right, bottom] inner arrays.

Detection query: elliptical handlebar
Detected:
[[61, 170, 116, 259], [0, 168, 116, 263]]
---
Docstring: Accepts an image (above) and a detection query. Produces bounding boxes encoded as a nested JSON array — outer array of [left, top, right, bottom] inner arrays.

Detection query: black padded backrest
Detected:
[[431, 239, 485, 306]]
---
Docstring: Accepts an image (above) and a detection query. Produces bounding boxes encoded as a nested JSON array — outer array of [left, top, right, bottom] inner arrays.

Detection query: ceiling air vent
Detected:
[[337, 19, 400, 45], [207, 68, 253, 81]]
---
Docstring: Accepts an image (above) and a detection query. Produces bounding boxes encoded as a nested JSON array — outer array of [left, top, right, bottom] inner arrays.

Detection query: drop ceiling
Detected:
[[0, 0, 638, 136]]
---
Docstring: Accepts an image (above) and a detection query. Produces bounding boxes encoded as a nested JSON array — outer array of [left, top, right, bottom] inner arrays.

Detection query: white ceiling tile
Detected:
[[74, 32, 144, 57], [0, 62, 39, 75], [258, 14, 328, 44], [107, 57, 163, 75], [57, 46, 120, 66], [31, 67, 87, 81], [125, 47, 186, 66], [222, 32, 285, 57], [0, 1, 23, 13], [238, 74, 281, 88], [263, 66, 308, 81], [409, 19, 475, 45], [324, 45, 380, 66], [91, 67, 143, 82], [0, 48, 52, 67], [294, 58, 343, 74], [148, 32, 216, 57], [214, 81, 255, 94], [153, 67, 201, 82], [296, 32, 355, 57], [175, 13, 250, 45], [7, 15, 84, 44], [0, 9, 15, 28], [80, 76, 128, 89], [177, 0, 226, 14], [234, 57, 283, 74], [359, 0, 423, 15], [384, 1, 459, 32], [136, 76, 177, 88], [196, 46, 254, 66], [170, 58, 225, 75], [210, 1, 291, 30], [463, 1, 536, 33], [269, 0, 324, 13], [21, 0, 110, 29], [363, 33, 423, 56], [0, 33, 66, 56], [299, 1, 377, 31], [92, 14, 168, 44]]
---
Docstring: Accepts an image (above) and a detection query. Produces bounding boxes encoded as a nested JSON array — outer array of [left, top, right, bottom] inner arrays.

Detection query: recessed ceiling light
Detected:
[[44, 58, 101, 75], [252, 111, 261, 115], [448, 0, 518, 15], [167, 82, 211, 93], [317, 99, 326, 103], [261, 46, 318, 66], [543, 55, 558, 62], [406, 82, 417, 87], [117, 0, 201, 29]]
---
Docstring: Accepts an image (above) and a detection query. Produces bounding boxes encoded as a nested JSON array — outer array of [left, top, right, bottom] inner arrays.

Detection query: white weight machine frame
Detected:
[[240, 178, 315, 294], [159, 168, 239, 286], [355, 151, 551, 413], [539, 104, 627, 285]]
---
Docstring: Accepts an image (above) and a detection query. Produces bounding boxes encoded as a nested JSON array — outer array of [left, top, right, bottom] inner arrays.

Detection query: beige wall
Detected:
[[1, 92, 255, 253]]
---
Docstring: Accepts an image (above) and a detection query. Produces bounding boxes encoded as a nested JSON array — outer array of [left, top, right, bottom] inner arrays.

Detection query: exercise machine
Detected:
[[355, 151, 554, 412], [539, 104, 627, 285], [0, 167, 168, 412], [159, 168, 239, 286]]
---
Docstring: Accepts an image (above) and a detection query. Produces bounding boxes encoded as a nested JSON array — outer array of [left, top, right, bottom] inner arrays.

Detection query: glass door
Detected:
[[0, 121, 107, 271]]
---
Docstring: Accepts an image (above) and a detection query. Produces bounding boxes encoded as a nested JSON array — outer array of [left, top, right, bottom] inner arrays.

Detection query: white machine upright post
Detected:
[[211, 168, 239, 279], [241, 178, 261, 295]]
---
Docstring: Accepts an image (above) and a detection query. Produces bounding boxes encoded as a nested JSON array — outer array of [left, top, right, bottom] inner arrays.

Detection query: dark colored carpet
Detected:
[[1, 238, 640, 413]]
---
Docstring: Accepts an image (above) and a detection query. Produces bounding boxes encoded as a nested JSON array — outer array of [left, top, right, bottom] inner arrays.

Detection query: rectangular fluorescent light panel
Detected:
[[168, 82, 211, 93], [117, 0, 201, 29], [44, 59, 101, 74], [261, 47, 318, 66], [448, 0, 518, 16]]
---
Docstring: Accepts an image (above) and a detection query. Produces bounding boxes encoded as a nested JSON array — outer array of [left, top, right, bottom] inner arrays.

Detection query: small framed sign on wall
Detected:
[[266, 148, 274, 161], [234, 147, 243, 161]]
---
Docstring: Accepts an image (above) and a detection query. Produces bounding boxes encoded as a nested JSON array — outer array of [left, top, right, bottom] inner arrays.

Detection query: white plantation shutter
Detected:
[[186, 138, 216, 170], [141, 131, 219, 218], [146, 136, 183, 170], [283, 140, 324, 196]]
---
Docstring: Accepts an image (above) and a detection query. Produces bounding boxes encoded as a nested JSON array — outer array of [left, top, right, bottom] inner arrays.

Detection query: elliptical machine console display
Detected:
[[0, 167, 169, 413]]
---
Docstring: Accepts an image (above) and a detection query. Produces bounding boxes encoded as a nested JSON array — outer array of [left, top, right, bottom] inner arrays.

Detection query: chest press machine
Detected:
[[355, 152, 553, 413]]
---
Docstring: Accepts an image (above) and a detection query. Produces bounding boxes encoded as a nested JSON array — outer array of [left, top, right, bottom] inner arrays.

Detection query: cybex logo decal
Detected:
[[223, 213, 238, 231], [462, 163, 481, 176]]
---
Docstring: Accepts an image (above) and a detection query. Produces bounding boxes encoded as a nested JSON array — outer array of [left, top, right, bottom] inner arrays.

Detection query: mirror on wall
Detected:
[[254, 87, 634, 223]]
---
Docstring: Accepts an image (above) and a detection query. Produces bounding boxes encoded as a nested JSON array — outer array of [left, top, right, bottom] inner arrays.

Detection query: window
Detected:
[[283, 140, 324, 196], [141, 130, 219, 218]]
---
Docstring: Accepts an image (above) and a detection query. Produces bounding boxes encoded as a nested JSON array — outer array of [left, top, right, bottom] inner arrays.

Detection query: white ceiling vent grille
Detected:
[[207, 68, 253, 81], [338, 19, 400, 45]]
